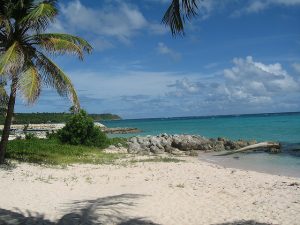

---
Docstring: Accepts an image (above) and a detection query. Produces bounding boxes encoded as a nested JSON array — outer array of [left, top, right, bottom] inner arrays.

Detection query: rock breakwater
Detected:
[[127, 134, 257, 155]]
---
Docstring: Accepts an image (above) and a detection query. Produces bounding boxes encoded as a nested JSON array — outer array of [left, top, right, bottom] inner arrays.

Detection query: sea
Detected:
[[101, 112, 300, 178]]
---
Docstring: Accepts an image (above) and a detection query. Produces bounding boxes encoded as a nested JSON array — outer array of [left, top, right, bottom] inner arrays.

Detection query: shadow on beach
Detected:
[[213, 221, 275, 225], [0, 194, 159, 225], [0, 193, 277, 225]]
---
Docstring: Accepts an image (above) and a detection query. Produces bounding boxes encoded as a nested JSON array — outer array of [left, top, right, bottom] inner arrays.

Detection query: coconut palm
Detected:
[[0, 78, 8, 115], [162, 0, 199, 36], [0, 0, 92, 163]]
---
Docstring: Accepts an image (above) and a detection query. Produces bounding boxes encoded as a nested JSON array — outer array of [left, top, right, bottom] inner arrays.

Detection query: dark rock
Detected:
[[150, 146, 164, 154]]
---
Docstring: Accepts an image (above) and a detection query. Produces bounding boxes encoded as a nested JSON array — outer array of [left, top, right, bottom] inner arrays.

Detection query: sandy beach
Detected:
[[0, 157, 299, 225]]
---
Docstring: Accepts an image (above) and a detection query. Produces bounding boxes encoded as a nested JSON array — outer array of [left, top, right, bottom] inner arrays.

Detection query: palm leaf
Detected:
[[31, 33, 92, 60], [162, 0, 199, 36], [35, 52, 80, 109], [18, 64, 41, 104], [20, 1, 57, 31], [182, 0, 198, 19], [0, 42, 24, 75], [0, 15, 11, 33]]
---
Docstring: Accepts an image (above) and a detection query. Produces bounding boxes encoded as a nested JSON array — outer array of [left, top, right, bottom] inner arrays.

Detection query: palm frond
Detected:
[[162, 0, 183, 36], [18, 63, 41, 104], [30, 33, 93, 60], [0, 42, 24, 75], [182, 0, 198, 19], [35, 52, 80, 109], [20, 1, 57, 31], [0, 15, 12, 38], [162, 0, 199, 36]]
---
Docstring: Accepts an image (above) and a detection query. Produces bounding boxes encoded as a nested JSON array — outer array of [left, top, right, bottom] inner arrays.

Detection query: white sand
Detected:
[[0, 157, 299, 225]]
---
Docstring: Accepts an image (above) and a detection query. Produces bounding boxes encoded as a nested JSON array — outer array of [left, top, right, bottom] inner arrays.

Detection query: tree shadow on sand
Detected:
[[0, 194, 159, 225], [213, 220, 275, 225]]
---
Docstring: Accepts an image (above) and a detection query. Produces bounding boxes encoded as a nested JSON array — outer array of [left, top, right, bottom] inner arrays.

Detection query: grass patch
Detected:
[[106, 137, 128, 147], [6, 138, 124, 165]]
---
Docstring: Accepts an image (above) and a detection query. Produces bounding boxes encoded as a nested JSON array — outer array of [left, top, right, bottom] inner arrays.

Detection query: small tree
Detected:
[[57, 110, 108, 148]]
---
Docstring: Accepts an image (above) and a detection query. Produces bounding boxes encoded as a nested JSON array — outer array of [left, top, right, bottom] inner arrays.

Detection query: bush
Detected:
[[46, 131, 57, 139], [25, 133, 37, 140], [57, 110, 108, 148]]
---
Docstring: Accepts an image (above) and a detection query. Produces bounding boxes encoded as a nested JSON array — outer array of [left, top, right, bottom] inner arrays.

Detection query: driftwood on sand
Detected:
[[215, 142, 281, 156]]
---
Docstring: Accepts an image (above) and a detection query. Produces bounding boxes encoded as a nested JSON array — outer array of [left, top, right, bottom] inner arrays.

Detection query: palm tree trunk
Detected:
[[0, 77, 18, 164]]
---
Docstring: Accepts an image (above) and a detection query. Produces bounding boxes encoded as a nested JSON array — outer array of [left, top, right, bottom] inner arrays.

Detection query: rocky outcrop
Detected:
[[126, 134, 257, 155], [101, 127, 141, 134]]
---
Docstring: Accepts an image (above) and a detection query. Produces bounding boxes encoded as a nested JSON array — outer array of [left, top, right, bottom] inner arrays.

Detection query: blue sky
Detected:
[[15, 0, 300, 118]]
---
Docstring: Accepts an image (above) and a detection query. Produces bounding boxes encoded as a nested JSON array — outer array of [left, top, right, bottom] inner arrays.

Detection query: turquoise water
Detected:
[[102, 112, 300, 143], [102, 112, 300, 177]]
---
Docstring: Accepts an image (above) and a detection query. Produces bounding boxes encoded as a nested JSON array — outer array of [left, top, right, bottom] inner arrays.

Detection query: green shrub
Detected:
[[57, 110, 108, 147], [46, 131, 57, 139], [25, 133, 36, 140]]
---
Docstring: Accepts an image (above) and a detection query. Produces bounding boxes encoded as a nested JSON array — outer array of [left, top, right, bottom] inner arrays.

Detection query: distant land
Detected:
[[0, 113, 121, 125]]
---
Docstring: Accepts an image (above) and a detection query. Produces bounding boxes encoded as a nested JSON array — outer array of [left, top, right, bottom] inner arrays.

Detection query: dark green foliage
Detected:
[[45, 130, 57, 139], [57, 110, 108, 147], [0, 112, 121, 124], [6, 138, 122, 165], [25, 133, 37, 140]]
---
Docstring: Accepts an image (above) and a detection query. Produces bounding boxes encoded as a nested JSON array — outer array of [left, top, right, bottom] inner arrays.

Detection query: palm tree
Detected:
[[0, 78, 8, 115], [0, 0, 92, 163], [162, 0, 199, 36]]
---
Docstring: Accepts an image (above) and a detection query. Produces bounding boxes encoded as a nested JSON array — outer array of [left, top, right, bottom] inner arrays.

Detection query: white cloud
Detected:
[[70, 70, 190, 99], [224, 56, 299, 94], [292, 63, 300, 74], [157, 42, 181, 61], [168, 78, 200, 95], [233, 0, 300, 16], [167, 56, 300, 113], [59, 0, 147, 41], [48, 0, 167, 50]]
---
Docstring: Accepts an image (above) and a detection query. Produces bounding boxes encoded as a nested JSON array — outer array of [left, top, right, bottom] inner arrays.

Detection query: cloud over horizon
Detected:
[[16, 56, 300, 118]]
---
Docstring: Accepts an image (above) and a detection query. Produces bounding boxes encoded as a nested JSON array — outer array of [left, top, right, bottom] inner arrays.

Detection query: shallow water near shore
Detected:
[[198, 147, 300, 178], [103, 112, 300, 177]]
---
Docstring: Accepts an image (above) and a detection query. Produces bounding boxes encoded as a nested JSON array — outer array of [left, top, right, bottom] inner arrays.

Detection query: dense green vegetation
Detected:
[[6, 138, 126, 165], [0, 113, 121, 125], [2, 111, 127, 165], [57, 110, 109, 147]]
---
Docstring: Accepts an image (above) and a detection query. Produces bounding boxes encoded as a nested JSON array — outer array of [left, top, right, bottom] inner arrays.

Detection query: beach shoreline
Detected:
[[1, 156, 299, 225], [198, 151, 300, 178]]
